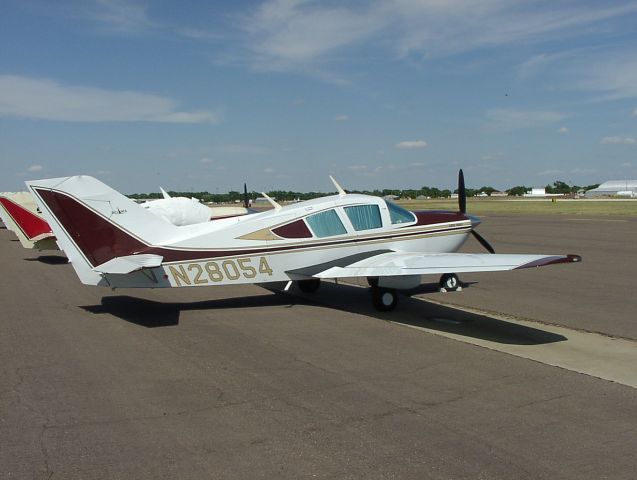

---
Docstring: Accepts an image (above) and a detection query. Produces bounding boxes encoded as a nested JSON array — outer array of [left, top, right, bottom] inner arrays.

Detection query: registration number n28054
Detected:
[[168, 257, 273, 286]]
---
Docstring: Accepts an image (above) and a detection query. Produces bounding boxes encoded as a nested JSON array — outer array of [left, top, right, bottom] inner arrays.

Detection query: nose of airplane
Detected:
[[467, 214, 481, 228]]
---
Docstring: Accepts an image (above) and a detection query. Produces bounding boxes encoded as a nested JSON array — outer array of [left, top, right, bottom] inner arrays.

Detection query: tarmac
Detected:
[[1, 215, 636, 479]]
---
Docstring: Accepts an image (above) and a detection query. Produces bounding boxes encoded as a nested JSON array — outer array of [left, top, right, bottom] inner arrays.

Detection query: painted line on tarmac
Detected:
[[404, 297, 637, 389]]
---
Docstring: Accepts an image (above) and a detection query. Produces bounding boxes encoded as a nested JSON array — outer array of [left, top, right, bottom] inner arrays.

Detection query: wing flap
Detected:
[[314, 252, 581, 279], [93, 254, 163, 274]]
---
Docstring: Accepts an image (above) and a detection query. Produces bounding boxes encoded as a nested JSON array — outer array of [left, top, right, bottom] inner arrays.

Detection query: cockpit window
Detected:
[[344, 205, 382, 231], [306, 209, 347, 238], [387, 201, 416, 225]]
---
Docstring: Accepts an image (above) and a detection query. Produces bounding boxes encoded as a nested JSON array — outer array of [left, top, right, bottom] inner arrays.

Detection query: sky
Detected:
[[1, 0, 637, 194]]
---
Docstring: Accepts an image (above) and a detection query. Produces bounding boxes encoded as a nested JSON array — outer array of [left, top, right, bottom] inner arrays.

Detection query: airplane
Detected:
[[25, 171, 581, 311], [0, 192, 58, 250]]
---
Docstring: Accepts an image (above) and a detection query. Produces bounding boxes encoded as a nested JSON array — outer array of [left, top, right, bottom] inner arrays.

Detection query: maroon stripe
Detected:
[[413, 211, 469, 226], [515, 254, 582, 270]]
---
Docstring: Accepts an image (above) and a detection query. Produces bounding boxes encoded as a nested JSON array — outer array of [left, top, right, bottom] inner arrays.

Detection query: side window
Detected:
[[387, 201, 415, 224], [306, 209, 347, 238], [344, 205, 382, 231]]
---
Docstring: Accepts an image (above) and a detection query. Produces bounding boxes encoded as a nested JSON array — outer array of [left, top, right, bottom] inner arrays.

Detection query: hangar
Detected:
[[585, 180, 637, 198]]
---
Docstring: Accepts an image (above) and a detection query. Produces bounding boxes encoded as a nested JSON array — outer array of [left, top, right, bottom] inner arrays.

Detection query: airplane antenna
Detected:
[[330, 176, 346, 197], [261, 192, 281, 211], [159, 187, 171, 200]]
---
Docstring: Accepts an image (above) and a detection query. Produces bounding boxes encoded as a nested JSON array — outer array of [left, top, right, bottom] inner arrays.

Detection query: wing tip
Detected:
[[516, 254, 582, 270]]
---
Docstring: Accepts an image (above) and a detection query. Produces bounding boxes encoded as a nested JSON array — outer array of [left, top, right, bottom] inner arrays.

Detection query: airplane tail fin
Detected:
[[26, 176, 179, 285], [0, 193, 55, 249]]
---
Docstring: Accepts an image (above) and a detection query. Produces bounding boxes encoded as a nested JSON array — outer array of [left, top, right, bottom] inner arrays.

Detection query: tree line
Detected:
[[128, 181, 601, 203]]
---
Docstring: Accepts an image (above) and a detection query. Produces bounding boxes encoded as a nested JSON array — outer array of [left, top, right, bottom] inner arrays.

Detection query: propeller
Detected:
[[457, 169, 496, 254], [243, 183, 249, 209]]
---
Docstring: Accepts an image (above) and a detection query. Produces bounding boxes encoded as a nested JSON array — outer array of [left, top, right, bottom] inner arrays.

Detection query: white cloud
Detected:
[[348, 165, 368, 172], [335, 115, 349, 121], [571, 168, 597, 174], [264, 167, 275, 174], [601, 136, 636, 145], [235, 1, 637, 81], [558, 127, 569, 133], [633, 108, 637, 116], [82, 0, 156, 34], [199, 158, 214, 164], [410, 162, 426, 167], [574, 53, 637, 101], [395, 140, 427, 150], [0, 75, 219, 123], [620, 162, 633, 168], [27, 165, 44, 172], [485, 108, 567, 131]]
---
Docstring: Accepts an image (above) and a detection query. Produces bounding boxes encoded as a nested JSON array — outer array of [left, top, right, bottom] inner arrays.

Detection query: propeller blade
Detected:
[[458, 169, 466, 214], [243, 183, 249, 209], [471, 229, 495, 254]]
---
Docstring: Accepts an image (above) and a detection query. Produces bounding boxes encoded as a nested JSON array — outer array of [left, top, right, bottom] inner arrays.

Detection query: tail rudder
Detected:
[[26, 176, 179, 285]]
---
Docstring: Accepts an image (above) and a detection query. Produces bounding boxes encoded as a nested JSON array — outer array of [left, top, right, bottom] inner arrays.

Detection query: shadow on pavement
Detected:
[[24, 255, 69, 265], [304, 282, 567, 346], [80, 292, 309, 328], [80, 281, 566, 345]]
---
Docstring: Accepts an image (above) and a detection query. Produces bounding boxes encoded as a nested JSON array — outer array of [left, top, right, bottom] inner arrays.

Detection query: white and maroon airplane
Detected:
[[25, 171, 580, 311], [0, 192, 57, 250]]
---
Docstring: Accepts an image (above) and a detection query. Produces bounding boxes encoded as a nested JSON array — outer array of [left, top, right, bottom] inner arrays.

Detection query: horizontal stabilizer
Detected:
[[93, 254, 163, 274], [314, 252, 581, 278]]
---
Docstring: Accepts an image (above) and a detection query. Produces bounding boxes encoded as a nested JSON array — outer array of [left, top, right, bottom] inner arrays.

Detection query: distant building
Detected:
[[585, 180, 637, 198], [490, 191, 508, 197], [524, 187, 546, 197], [523, 187, 563, 198]]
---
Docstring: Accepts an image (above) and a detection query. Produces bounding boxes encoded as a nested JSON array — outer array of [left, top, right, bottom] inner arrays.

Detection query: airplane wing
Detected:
[[313, 251, 581, 279]]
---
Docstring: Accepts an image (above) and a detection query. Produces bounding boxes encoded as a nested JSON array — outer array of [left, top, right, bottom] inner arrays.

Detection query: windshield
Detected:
[[386, 201, 416, 225]]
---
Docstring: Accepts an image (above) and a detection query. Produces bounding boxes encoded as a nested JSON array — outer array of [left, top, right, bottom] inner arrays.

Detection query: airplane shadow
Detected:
[[305, 282, 566, 346], [79, 282, 565, 345], [24, 255, 69, 265], [80, 293, 310, 328]]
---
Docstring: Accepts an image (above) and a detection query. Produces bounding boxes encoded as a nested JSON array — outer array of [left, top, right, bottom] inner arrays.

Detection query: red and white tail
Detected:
[[26, 176, 179, 285], [0, 193, 56, 249]]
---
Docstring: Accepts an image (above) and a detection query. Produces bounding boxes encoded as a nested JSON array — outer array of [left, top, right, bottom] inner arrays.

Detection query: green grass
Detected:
[[396, 198, 637, 216]]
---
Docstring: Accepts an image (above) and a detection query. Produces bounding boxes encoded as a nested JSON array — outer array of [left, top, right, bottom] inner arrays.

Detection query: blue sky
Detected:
[[1, 0, 637, 193]]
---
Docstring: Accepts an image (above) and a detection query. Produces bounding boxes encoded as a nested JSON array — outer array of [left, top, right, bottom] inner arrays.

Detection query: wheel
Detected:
[[367, 277, 379, 288], [439, 273, 460, 292], [371, 287, 399, 311], [298, 278, 321, 293]]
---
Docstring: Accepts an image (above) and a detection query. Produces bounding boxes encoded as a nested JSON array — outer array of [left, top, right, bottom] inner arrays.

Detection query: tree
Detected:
[[507, 186, 528, 196]]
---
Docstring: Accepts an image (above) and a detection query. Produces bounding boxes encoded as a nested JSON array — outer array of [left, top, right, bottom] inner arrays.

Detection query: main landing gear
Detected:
[[371, 287, 399, 312]]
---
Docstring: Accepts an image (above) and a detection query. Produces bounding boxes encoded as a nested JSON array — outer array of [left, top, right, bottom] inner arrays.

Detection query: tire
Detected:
[[439, 273, 460, 291], [372, 287, 399, 312], [298, 278, 321, 293]]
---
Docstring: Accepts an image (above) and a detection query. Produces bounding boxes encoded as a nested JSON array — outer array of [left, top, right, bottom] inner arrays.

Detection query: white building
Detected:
[[585, 180, 637, 198]]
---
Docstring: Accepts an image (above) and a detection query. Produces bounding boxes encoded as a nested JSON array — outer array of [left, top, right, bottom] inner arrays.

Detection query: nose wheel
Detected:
[[439, 273, 461, 292], [371, 287, 399, 311]]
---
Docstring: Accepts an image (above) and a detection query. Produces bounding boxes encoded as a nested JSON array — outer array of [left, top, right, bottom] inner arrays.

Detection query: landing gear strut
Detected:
[[439, 273, 461, 292], [371, 287, 399, 311]]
